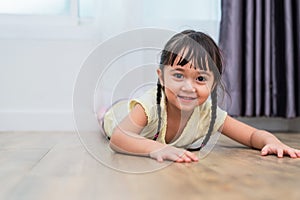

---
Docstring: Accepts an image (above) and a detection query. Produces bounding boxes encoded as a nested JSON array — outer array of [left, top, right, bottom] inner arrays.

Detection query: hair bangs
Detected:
[[160, 30, 222, 78], [161, 38, 216, 73]]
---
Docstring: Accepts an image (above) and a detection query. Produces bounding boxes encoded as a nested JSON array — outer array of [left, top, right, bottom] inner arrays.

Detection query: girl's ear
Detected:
[[156, 69, 164, 86]]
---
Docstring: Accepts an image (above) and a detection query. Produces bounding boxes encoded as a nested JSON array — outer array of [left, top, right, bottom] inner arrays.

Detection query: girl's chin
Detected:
[[179, 107, 196, 113], [177, 104, 197, 113]]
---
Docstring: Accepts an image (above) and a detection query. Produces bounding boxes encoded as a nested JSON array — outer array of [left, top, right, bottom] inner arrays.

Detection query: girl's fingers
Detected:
[[151, 146, 199, 163], [287, 149, 300, 158], [286, 149, 297, 158], [156, 155, 163, 162], [175, 153, 191, 163], [261, 144, 300, 158], [261, 146, 269, 156], [167, 151, 186, 162], [177, 152, 198, 163], [175, 158, 185, 163], [295, 150, 300, 157], [277, 148, 283, 158], [182, 155, 192, 162], [185, 151, 199, 161]]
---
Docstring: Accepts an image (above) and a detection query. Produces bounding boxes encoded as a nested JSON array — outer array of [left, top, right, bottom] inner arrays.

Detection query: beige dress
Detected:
[[102, 87, 227, 149]]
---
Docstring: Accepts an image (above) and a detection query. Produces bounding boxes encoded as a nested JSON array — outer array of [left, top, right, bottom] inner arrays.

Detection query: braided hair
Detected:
[[153, 79, 163, 140], [155, 30, 224, 149], [198, 88, 218, 149]]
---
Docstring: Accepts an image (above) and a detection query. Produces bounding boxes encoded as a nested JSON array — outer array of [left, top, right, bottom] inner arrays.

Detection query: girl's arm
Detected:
[[221, 115, 300, 158], [109, 104, 198, 162]]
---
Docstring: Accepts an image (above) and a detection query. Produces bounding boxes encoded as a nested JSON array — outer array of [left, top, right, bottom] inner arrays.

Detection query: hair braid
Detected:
[[199, 88, 218, 149], [154, 79, 162, 140]]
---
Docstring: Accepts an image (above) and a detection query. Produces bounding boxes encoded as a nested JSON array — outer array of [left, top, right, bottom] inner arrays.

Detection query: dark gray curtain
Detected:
[[219, 0, 300, 118]]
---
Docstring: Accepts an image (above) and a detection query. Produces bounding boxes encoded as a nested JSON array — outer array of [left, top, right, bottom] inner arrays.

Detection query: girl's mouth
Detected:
[[177, 95, 197, 101]]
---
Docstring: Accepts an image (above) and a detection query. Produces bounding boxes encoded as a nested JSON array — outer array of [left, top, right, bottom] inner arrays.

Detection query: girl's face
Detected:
[[157, 62, 214, 113]]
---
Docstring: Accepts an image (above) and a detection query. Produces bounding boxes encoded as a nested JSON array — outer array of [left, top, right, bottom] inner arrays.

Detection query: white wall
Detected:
[[0, 0, 223, 131], [0, 39, 97, 131]]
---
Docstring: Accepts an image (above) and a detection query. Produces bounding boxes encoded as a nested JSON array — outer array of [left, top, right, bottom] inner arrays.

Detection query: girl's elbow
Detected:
[[109, 141, 119, 153], [109, 131, 124, 152]]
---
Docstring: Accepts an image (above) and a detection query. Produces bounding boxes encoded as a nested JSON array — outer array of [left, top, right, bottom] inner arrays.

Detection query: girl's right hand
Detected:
[[149, 145, 199, 163]]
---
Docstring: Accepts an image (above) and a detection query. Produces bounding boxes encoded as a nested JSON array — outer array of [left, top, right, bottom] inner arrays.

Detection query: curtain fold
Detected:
[[219, 0, 300, 118]]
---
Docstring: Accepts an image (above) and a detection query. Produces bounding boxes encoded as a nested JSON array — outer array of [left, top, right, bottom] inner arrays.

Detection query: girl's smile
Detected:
[[177, 95, 197, 102]]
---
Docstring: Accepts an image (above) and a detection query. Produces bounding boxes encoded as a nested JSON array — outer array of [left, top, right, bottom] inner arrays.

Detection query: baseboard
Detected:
[[0, 111, 75, 131], [236, 117, 300, 132], [1, 111, 300, 132]]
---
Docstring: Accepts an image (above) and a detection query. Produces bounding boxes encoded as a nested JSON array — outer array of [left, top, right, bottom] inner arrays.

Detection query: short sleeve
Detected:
[[215, 106, 227, 132], [203, 100, 227, 133], [128, 87, 158, 125]]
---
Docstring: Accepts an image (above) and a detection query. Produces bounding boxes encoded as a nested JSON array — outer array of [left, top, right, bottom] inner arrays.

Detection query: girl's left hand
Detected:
[[261, 144, 300, 158]]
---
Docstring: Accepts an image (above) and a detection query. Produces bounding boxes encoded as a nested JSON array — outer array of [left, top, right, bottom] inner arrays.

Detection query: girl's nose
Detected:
[[181, 80, 196, 92]]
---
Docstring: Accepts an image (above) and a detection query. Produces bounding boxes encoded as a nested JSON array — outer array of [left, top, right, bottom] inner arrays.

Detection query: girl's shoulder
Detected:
[[129, 87, 157, 107], [128, 87, 158, 120]]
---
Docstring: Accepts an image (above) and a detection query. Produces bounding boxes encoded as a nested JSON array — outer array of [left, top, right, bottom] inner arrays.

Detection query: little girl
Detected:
[[100, 30, 300, 162]]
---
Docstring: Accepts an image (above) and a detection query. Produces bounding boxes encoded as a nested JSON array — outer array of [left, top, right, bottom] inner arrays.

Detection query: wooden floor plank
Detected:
[[0, 132, 299, 200]]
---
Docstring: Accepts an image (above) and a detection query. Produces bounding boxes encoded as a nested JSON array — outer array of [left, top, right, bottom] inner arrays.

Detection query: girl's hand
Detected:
[[149, 145, 199, 163], [261, 143, 300, 158]]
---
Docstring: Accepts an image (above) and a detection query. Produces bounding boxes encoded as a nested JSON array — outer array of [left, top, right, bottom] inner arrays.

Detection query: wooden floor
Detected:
[[0, 131, 299, 200]]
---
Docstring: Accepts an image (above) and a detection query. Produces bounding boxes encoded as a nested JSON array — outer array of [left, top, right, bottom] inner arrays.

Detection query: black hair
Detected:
[[154, 80, 163, 140], [155, 30, 224, 149]]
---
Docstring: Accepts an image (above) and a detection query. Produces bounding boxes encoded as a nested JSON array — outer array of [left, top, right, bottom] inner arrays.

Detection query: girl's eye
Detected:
[[174, 73, 183, 79], [197, 76, 206, 82]]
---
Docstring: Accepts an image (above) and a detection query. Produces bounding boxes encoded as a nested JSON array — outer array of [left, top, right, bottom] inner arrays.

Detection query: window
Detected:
[[79, 0, 94, 18], [0, 0, 97, 39], [0, 0, 94, 17], [0, 0, 71, 15]]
